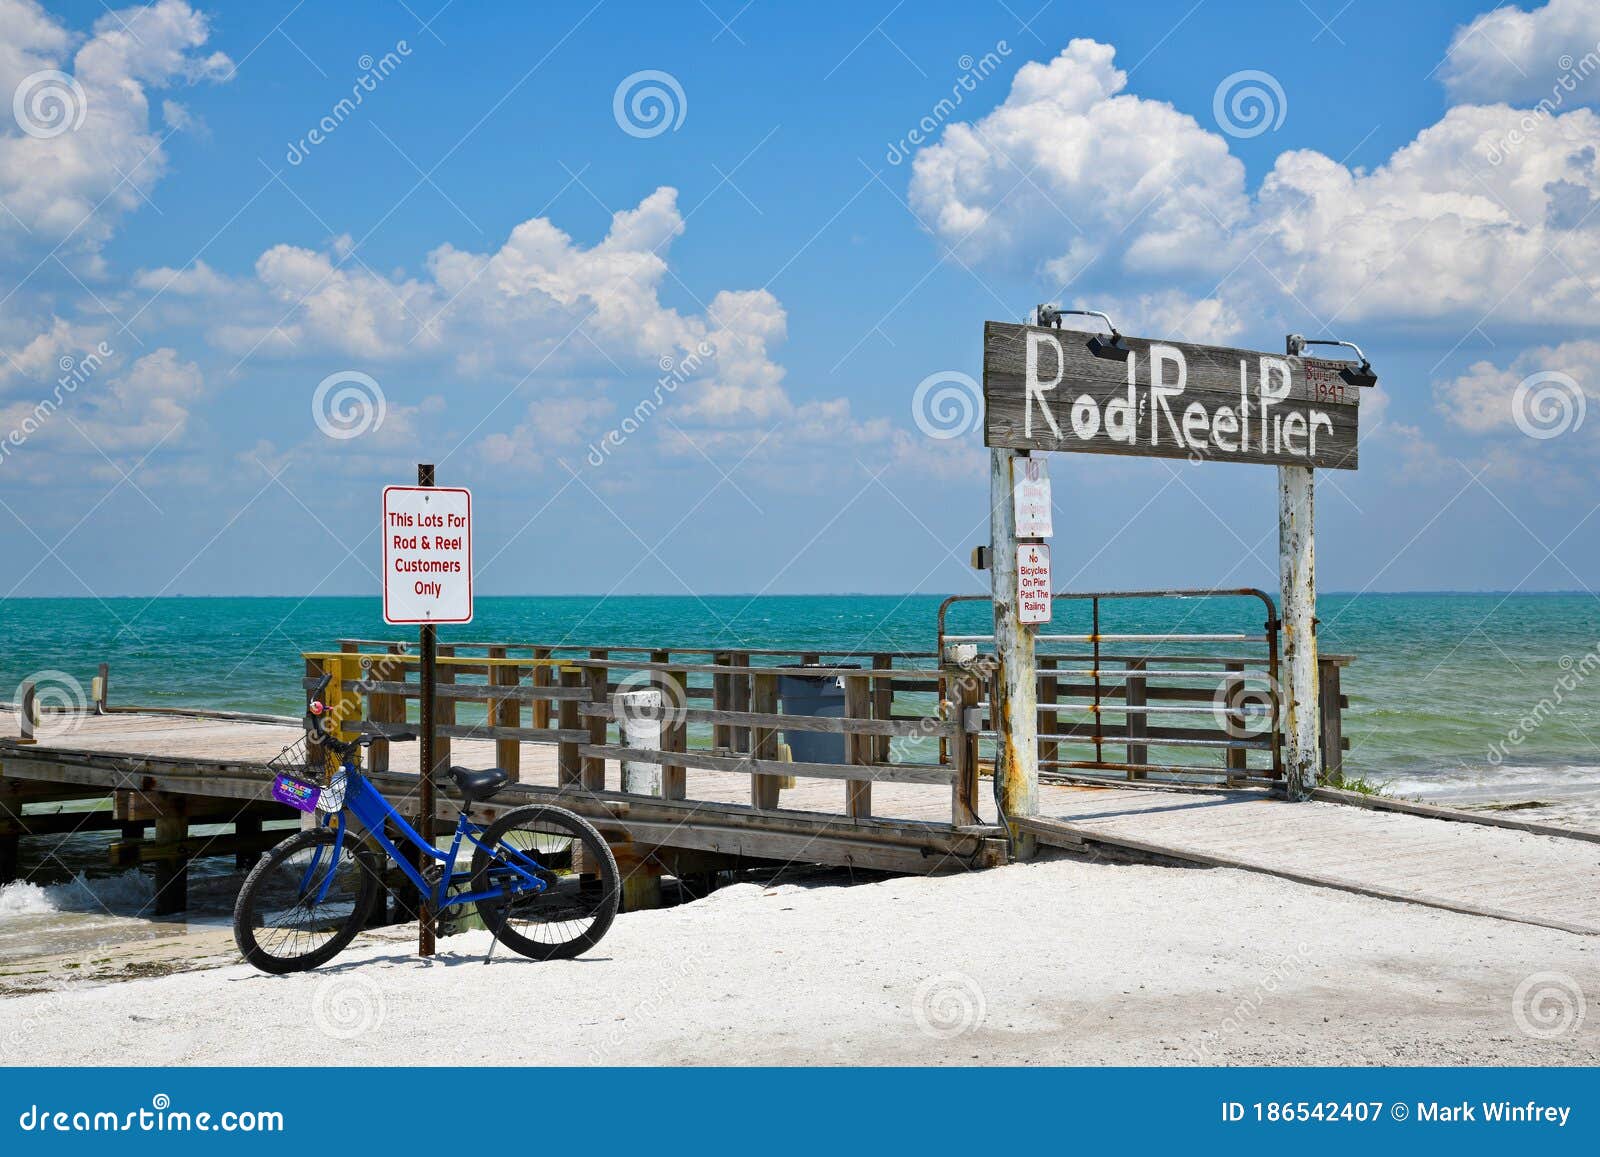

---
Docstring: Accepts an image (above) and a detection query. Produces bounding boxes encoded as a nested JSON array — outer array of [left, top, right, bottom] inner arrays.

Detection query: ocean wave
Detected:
[[0, 869, 154, 917]]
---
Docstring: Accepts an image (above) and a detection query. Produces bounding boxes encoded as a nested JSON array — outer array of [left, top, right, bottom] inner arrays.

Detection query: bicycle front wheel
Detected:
[[471, 806, 619, 961], [233, 828, 380, 974]]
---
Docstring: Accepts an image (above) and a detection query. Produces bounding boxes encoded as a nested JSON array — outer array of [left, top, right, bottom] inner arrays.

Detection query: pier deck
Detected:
[[4, 709, 1597, 937]]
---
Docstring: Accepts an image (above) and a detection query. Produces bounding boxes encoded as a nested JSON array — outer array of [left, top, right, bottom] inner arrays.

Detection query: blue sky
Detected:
[[2, 0, 1599, 600]]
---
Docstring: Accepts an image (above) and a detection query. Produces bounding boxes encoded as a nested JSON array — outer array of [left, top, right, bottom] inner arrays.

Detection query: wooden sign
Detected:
[[1013, 458, 1052, 538], [1017, 543, 1051, 624], [982, 321, 1369, 469], [383, 485, 474, 624]]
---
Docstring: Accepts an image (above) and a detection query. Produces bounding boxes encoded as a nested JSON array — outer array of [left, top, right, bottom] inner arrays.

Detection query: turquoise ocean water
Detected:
[[2, 591, 1596, 797], [1, 592, 1596, 958]]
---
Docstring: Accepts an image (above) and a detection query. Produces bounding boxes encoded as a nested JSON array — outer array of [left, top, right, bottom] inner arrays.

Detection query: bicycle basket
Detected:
[[266, 737, 347, 813]]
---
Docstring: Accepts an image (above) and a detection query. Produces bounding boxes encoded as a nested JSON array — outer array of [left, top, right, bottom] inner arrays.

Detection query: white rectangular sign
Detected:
[[1017, 542, 1051, 625], [383, 485, 473, 625], [1013, 457, 1052, 538]]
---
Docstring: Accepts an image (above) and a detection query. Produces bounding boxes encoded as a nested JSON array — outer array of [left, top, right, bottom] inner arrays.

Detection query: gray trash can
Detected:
[[778, 664, 859, 764]]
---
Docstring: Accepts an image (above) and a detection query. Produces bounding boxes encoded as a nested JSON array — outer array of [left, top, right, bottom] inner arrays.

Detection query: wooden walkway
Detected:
[[1020, 787, 1600, 935], [5, 710, 1598, 936]]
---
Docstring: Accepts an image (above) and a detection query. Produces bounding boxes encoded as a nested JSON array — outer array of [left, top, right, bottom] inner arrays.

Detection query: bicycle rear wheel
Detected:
[[470, 806, 619, 960], [233, 828, 380, 974]]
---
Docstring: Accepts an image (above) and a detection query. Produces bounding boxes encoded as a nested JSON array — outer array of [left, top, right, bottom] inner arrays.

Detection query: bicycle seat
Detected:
[[449, 765, 509, 802]]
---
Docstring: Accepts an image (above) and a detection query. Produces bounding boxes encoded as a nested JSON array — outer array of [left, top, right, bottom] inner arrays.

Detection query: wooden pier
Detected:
[[3, 611, 1596, 939]]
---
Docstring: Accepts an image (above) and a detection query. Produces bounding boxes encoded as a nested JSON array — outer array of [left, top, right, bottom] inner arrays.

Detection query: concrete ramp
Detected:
[[1020, 786, 1600, 936]]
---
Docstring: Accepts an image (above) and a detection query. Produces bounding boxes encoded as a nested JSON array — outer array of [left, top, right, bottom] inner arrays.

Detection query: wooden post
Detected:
[[532, 647, 553, 729], [730, 652, 752, 754], [750, 672, 781, 810], [1278, 428, 1320, 801], [416, 462, 438, 958], [489, 646, 521, 781], [989, 447, 1038, 854], [662, 666, 688, 800], [712, 651, 732, 752], [871, 652, 894, 765], [1223, 661, 1248, 781], [234, 815, 261, 871], [582, 665, 608, 791], [17, 680, 35, 745], [1038, 655, 1058, 769], [557, 667, 583, 787], [94, 662, 109, 714], [948, 661, 981, 826], [150, 796, 188, 916], [1125, 658, 1148, 774], [1318, 656, 1346, 783], [844, 674, 872, 819]]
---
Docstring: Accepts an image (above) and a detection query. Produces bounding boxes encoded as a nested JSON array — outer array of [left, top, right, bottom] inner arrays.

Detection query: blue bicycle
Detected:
[[233, 675, 619, 973]]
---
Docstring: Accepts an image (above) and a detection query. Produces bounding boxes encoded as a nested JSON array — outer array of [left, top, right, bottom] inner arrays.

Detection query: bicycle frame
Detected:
[[301, 753, 550, 914]]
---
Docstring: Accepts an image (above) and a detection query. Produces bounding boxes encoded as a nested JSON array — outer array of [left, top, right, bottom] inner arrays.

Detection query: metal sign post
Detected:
[[416, 463, 437, 957], [381, 464, 475, 957]]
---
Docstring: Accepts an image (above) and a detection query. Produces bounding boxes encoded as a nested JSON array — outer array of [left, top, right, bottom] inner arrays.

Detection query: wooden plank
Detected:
[[582, 666, 608, 792], [352, 679, 587, 702], [579, 745, 956, 785], [577, 702, 956, 738], [489, 647, 521, 780], [983, 320, 1366, 469]]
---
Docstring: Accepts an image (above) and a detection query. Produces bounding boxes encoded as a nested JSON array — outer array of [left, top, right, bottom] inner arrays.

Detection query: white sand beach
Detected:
[[3, 855, 1594, 1067]]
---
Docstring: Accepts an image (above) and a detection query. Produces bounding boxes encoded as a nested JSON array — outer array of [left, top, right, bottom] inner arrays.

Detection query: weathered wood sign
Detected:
[[982, 321, 1370, 469]]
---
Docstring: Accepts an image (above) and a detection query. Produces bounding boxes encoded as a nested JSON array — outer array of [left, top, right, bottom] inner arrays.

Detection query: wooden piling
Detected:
[[1278, 460, 1320, 800], [557, 667, 583, 788], [948, 661, 982, 826], [989, 447, 1038, 855], [662, 666, 688, 801]]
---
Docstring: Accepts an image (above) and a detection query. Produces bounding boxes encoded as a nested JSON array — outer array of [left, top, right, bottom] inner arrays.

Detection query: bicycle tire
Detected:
[[470, 805, 619, 961], [233, 828, 380, 974]]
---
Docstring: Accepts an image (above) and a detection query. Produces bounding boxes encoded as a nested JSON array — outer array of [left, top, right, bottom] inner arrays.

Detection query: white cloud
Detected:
[[907, 40, 1248, 286], [1435, 338, 1598, 434], [1442, 0, 1600, 104], [0, 0, 230, 252], [908, 38, 1600, 333], [145, 187, 821, 430]]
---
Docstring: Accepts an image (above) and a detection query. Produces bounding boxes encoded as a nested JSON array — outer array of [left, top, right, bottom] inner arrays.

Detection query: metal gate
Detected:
[[936, 589, 1282, 786]]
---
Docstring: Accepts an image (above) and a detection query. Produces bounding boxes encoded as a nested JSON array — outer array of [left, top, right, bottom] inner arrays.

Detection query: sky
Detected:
[[1, 0, 1599, 601]]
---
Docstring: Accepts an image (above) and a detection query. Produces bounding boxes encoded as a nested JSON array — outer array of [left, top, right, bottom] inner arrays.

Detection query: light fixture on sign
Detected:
[[1287, 334, 1378, 388], [1034, 304, 1130, 362]]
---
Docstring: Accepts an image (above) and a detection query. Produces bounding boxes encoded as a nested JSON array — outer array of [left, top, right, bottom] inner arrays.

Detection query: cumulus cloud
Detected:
[[908, 38, 1600, 333], [907, 40, 1248, 287], [141, 187, 823, 432], [1435, 338, 1598, 435], [1442, 0, 1600, 105], [0, 0, 231, 253]]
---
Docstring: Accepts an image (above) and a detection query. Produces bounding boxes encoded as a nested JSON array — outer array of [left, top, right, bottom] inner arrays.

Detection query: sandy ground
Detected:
[[1, 854, 1596, 1066]]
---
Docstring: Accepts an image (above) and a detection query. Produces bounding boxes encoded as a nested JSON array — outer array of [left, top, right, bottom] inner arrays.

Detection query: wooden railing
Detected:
[[306, 642, 987, 827], [937, 589, 1353, 787]]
